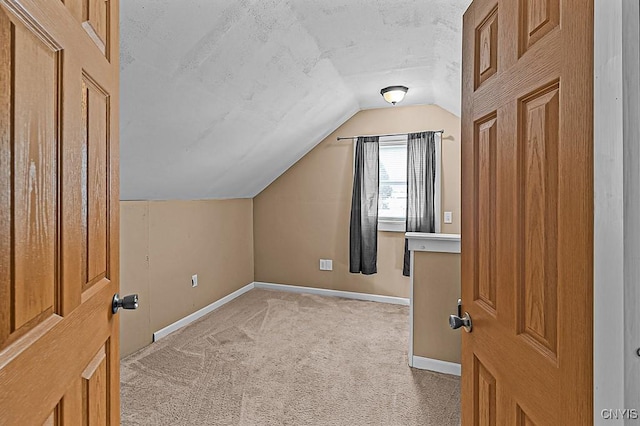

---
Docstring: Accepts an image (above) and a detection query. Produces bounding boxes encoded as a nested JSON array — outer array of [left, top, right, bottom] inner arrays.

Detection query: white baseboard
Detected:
[[153, 281, 409, 343], [253, 282, 410, 306], [153, 282, 255, 342], [411, 355, 461, 376]]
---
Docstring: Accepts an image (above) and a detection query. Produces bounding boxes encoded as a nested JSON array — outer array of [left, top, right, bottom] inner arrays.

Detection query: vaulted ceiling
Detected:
[[120, 0, 471, 200]]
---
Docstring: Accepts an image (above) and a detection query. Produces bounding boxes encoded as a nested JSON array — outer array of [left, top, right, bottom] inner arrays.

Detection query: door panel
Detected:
[[80, 0, 110, 57], [475, 6, 498, 88], [519, 0, 559, 56], [81, 344, 109, 425], [43, 411, 57, 426], [519, 82, 559, 361], [83, 75, 110, 289], [0, 0, 119, 423], [474, 356, 497, 426], [462, 0, 593, 424], [475, 115, 497, 314], [0, 8, 61, 345]]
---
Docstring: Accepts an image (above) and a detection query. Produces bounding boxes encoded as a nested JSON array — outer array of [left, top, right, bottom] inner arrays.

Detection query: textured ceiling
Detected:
[[120, 0, 471, 200]]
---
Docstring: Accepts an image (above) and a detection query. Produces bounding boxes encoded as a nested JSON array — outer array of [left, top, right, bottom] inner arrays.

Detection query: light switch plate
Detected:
[[191, 274, 198, 287], [444, 211, 453, 224]]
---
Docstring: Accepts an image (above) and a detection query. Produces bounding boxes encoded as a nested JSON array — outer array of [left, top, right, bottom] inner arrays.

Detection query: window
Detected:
[[358, 135, 441, 233], [378, 138, 408, 223]]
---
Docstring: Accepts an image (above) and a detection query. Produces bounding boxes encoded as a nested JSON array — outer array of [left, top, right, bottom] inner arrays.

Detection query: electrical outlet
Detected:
[[444, 211, 453, 224], [191, 274, 198, 287], [319, 259, 333, 271]]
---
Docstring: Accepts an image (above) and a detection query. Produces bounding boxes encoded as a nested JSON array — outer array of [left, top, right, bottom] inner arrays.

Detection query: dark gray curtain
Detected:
[[349, 136, 379, 275], [403, 131, 436, 276]]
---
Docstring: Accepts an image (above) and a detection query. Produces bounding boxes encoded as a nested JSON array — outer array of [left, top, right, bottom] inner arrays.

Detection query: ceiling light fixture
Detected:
[[380, 85, 409, 105]]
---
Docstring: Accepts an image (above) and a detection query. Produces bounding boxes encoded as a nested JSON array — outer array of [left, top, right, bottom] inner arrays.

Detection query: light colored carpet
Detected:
[[121, 289, 460, 425]]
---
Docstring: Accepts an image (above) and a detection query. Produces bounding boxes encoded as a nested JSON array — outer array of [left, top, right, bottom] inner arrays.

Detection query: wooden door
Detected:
[[461, 0, 593, 424], [0, 0, 120, 424]]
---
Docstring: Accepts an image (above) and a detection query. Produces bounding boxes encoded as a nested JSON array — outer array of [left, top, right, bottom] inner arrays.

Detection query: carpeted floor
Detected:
[[121, 289, 460, 425]]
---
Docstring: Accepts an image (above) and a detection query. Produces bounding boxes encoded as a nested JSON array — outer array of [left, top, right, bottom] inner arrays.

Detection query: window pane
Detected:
[[379, 182, 406, 219], [379, 145, 407, 220]]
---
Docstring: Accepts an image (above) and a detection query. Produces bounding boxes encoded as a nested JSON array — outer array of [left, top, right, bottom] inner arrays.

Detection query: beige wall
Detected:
[[120, 202, 151, 357], [120, 199, 254, 357], [120, 105, 461, 358], [253, 105, 461, 298], [412, 251, 461, 364]]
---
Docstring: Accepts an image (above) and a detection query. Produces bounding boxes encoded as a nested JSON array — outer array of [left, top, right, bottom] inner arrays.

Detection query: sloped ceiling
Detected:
[[120, 0, 471, 200]]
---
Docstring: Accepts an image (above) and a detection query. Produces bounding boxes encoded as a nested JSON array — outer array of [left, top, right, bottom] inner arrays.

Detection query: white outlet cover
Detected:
[[320, 259, 333, 271], [191, 274, 198, 287]]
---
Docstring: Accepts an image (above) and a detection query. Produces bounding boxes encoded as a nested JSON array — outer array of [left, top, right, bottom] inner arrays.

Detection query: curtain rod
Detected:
[[336, 129, 444, 141]]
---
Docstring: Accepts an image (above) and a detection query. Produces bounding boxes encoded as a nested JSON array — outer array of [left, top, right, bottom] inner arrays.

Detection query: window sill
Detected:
[[379, 220, 406, 233]]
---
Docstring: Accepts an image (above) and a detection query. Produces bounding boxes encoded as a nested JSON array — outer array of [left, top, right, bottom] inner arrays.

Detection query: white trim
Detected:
[[623, 0, 640, 411], [153, 282, 255, 342], [378, 219, 406, 233], [408, 250, 415, 367], [152, 282, 409, 343], [378, 135, 409, 145], [253, 282, 410, 306], [411, 355, 461, 376], [434, 132, 442, 233], [594, 1, 626, 422], [406, 232, 461, 254]]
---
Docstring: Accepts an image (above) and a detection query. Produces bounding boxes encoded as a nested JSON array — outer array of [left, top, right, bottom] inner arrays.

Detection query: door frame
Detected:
[[594, 0, 640, 422], [621, 0, 640, 415]]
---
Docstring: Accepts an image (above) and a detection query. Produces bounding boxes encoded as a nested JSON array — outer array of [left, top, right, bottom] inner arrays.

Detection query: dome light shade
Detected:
[[380, 86, 409, 105]]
